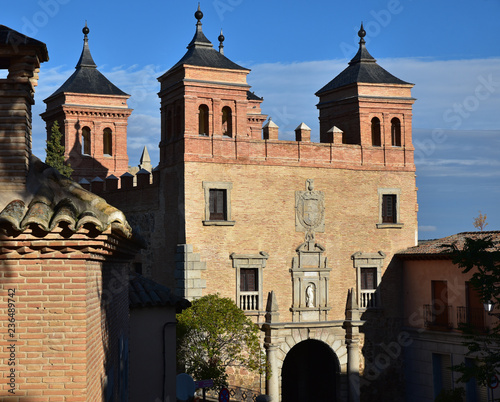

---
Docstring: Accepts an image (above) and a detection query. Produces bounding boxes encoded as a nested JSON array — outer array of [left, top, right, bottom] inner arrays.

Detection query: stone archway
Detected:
[[281, 339, 340, 402]]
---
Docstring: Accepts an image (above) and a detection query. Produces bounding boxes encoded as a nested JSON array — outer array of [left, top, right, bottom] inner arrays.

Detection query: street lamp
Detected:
[[482, 300, 499, 402], [484, 300, 494, 314]]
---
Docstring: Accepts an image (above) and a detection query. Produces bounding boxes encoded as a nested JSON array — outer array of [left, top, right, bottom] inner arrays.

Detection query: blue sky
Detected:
[[4, 0, 500, 240]]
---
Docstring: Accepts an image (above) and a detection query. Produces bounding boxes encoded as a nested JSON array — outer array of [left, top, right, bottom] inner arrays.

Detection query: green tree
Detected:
[[449, 235, 500, 387], [176, 294, 267, 388], [45, 120, 73, 178]]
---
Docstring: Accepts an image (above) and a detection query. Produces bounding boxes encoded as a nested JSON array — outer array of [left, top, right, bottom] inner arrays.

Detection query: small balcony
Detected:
[[240, 291, 259, 311], [457, 306, 487, 332], [424, 304, 453, 329], [359, 289, 378, 309]]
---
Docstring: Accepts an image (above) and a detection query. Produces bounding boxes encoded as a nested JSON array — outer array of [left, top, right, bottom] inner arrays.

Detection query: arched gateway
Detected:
[[281, 339, 340, 402]]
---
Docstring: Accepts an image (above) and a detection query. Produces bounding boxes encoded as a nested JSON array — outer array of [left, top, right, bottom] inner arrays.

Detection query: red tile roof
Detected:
[[397, 231, 500, 259]]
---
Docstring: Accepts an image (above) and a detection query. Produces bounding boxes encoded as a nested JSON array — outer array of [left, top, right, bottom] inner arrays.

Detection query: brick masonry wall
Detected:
[[0, 231, 133, 401], [183, 160, 418, 322]]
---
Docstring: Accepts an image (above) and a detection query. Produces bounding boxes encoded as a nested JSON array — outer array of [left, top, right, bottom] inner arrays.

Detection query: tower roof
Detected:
[[47, 24, 128, 98], [316, 23, 411, 96], [166, 5, 249, 73]]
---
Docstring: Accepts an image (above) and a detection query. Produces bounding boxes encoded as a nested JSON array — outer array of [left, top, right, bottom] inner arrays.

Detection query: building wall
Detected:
[[402, 258, 498, 401], [129, 307, 177, 402], [183, 160, 417, 321], [0, 232, 131, 401]]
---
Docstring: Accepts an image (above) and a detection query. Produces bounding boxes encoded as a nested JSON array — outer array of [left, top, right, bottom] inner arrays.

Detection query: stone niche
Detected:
[[290, 240, 331, 322]]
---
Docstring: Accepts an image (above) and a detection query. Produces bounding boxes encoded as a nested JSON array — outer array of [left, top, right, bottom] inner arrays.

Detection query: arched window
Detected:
[[82, 126, 91, 155], [371, 117, 381, 146], [391, 118, 401, 147], [222, 106, 232, 137], [103, 128, 112, 156], [198, 104, 209, 136]]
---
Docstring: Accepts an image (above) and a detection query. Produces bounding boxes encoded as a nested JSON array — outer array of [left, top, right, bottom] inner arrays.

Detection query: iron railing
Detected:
[[424, 304, 453, 329], [206, 385, 261, 401], [457, 306, 487, 332]]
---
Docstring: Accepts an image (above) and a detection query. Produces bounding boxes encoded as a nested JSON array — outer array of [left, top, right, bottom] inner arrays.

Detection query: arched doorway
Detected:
[[281, 339, 339, 402]]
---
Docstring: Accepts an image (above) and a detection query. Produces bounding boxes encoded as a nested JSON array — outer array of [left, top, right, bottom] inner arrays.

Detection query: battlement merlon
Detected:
[[160, 134, 415, 171]]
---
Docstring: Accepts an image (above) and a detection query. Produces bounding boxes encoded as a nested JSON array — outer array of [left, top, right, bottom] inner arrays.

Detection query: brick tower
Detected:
[[41, 24, 132, 182], [157, 5, 267, 167], [316, 23, 415, 152]]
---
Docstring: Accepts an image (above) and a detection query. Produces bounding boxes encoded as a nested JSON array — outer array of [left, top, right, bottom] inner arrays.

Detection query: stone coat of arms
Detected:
[[295, 179, 325, 240]]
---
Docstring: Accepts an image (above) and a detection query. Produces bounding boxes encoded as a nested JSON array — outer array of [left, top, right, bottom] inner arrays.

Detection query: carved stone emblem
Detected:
[[295, 179, 325, 240]]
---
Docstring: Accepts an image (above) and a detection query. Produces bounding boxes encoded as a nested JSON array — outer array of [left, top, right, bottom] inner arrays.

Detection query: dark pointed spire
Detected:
[[218, 29, 225, 55], [75, 22, 96, 69], [358, 22, 366, 45], [315, 21, 411, 95], [187, 4, 213, 49], [348, 22, 376, 65], [47, 23, 128, 97]]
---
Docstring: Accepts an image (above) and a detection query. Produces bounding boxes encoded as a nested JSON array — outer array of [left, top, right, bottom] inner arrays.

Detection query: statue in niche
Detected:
[[306, 284, 315, 308]]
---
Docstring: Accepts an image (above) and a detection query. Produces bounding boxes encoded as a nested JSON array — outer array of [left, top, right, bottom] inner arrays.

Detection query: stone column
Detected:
[[266, 344, 279, 401], [347, 340, 360, 402]]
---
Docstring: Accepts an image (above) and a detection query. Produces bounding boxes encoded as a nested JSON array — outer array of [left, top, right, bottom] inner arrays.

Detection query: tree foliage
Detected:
[[473, 211, 489, 231], [176, 294, 266, 388], [45, 120, 73, 178], [449, 235, 500, 386]]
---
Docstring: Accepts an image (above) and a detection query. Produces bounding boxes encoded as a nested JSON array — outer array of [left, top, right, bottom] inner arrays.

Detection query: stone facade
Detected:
[[90, 12, 419, 402]]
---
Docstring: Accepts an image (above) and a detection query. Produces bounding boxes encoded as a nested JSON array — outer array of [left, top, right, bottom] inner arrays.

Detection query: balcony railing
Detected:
[[240, 291, 259, 311], [359, 289, 378, 309], [457, 306, 487, 332], [424, 304, 453, 329]]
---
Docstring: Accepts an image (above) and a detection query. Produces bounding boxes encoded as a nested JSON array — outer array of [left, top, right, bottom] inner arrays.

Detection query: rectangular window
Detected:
[[231, 252, 268, 312], [432, 353, 452, 399], [466, 282, 486, 331], [203, 182, 235, 226], [432, 280, 449, 327], [209, 189, 227, 221], [240, 268, 258, 292], [382, 194, 397, 223], [361, 268, 377, 290]]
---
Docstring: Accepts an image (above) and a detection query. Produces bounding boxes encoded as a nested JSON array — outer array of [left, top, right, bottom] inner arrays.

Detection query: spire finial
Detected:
[[82, 21, 89, 40], [358, 22, 366, 45], [195, 3, 203, 22], [218, 28, 225, 55]]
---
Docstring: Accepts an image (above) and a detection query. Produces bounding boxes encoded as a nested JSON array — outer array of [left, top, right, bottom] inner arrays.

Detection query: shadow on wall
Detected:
[[359, 256, 406, 402], [67, 119, 109, 182]]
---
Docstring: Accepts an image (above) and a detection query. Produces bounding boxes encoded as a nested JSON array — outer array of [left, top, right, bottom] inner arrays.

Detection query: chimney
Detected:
[[0, 26, 49, 192], [263, 118, 279, 140]]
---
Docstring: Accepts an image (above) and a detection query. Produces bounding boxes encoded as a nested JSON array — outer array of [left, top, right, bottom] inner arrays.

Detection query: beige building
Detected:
[[94, 9, 419, 401]]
